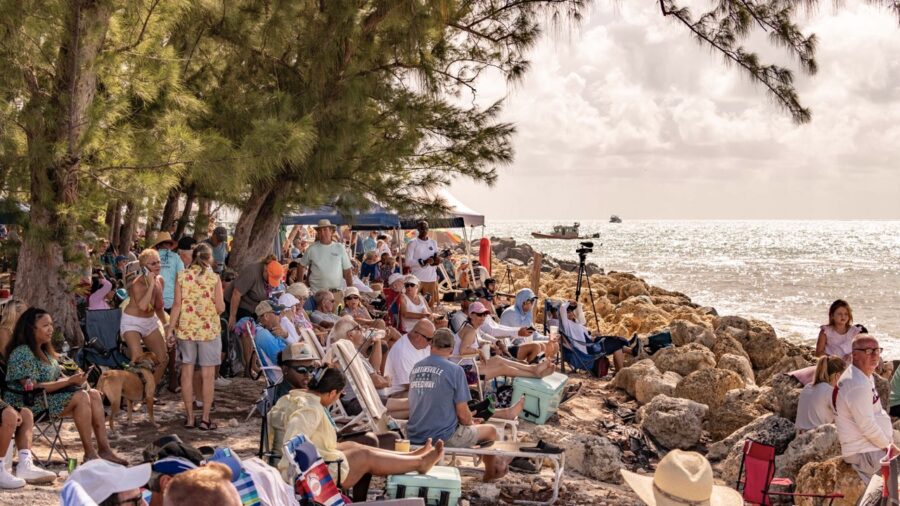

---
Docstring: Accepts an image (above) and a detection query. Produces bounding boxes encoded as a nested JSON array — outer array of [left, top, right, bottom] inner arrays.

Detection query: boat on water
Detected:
[[531, 222, 600, 240], [609, 215, 622, 223]]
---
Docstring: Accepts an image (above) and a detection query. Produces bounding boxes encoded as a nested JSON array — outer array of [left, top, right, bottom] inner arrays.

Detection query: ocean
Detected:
[[480, 220, 900, 356]]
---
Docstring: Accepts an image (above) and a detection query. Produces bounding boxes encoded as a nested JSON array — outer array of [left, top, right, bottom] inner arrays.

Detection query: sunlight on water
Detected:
[[482, 220, 900, 357]]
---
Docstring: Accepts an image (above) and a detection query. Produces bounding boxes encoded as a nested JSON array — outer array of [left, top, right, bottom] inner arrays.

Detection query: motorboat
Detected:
[[609, 215, 622, 223], [531, 222, 599, 240]]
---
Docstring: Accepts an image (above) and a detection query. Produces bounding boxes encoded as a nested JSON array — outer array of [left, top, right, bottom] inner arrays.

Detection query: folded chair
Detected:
[[736, 439, 844, 505], [543, 300, 608, 376]]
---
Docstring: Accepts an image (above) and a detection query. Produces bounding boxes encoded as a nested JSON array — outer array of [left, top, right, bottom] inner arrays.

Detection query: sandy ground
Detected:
[[1, 372, 644, 505]]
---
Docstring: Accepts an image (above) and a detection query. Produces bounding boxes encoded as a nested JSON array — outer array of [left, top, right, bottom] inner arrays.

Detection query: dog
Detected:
[[96, 351, 160, 430]]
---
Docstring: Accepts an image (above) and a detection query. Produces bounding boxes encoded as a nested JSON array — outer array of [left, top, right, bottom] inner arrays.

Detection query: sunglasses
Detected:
[[472, 311, 490, 317], [287, 365, 310, 374], [111, 496, 144, 506], [345, 295, 359, 300], [404, 283, 417, 288], [412, 330, 433, 341]]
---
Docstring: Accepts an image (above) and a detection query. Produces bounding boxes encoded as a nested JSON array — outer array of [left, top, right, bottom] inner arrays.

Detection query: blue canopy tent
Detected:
[[281, 203, 400, 230]]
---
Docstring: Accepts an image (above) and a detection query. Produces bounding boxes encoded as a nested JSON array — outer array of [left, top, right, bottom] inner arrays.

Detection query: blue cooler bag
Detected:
[[511, 372, 568, 424], [386, 465, 461, 506]]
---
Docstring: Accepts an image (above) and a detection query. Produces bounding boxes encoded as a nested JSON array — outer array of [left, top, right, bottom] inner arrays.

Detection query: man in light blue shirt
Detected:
[[151, 232, 184, 310]]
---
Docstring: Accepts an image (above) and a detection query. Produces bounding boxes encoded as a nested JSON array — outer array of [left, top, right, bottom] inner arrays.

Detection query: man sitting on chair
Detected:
[[558, 301, 640, 374], [408, 329, 510, 482], [383, 319, 434, 397], [254, 301, 290, 384]]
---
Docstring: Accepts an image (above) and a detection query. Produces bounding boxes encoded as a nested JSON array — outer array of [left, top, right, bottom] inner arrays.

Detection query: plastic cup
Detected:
[[524, 333, 533, 344], [481, 343, 492, 361], [394, 439, 411, 453], [549, 325, 559, 338]]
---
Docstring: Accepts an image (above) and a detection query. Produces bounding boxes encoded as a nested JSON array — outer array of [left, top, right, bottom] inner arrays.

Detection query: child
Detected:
[[814, 299, 861, 361], [359, 251, 379, 284], [376, 253, 400, 284]]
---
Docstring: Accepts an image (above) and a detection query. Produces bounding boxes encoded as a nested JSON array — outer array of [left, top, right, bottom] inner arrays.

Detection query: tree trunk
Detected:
[[228, 183, 290, 271], [193, 197, 211, 241], [104, 201, 116, 243], [159, 185, 180, 233], [173, 184, 196, 240], [117, 200, 139, 254], [145, 197, 160, 233], [16, 0, 113, 344], [110, 201, 122, 249]]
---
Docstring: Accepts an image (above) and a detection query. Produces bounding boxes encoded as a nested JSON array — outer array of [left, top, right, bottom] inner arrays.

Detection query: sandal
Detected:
[[183, 417, 196, 429], [560, 382, 583, 405], [198, 419, 217, 431]]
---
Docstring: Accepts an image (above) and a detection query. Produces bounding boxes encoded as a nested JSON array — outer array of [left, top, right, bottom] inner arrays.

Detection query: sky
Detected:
[[448, 1, 900, 220]]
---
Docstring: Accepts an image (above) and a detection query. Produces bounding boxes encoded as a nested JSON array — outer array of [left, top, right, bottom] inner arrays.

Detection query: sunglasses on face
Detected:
[[345, 295, 359, 300], [287, 365, 310, 374], [411, 330, 433, 341], [473, 312, 490, 317], [404, 283, 417, 288]]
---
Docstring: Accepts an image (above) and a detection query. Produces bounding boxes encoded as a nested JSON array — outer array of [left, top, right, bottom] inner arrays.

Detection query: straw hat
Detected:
[[150, 231, 176, 249], [621, 450, 742, 506], [343, 287, 361, 299], [286, 282, 310, 300], [314, 219, 336, 229]]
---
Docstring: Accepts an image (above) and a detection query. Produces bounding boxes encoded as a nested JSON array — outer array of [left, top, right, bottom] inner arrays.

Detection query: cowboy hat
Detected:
[[621, 450, 742, 506], [314, 219, 336, 229], [151, 231, 177, 249]]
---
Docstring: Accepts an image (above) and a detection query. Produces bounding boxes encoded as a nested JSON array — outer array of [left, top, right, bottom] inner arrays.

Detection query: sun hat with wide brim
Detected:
[[621, 450, 743, 506], [151, 231, 177, 249], [314, 219, 336, 229]]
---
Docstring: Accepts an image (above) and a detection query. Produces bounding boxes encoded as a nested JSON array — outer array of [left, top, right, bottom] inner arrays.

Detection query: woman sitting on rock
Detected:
[[795, 355, 845, 433]]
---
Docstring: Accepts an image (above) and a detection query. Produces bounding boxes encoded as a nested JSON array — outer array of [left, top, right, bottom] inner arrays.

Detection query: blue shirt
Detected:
[[407, 354, 471, 444], [158, 248, 184, 309], [254, 325, 287, 384], [359, 261, 378, 283], [363, 237, 376, 252]]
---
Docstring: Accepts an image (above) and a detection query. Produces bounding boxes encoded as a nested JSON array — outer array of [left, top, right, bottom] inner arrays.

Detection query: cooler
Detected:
[[385, 465, 461, 506], [511, 372, 568, 424]]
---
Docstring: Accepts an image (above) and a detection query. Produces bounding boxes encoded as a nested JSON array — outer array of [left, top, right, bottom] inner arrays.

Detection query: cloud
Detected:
[[450, 0, 900, 219]]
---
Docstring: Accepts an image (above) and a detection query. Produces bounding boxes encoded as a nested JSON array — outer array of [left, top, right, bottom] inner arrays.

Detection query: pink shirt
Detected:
[[88, 278, 112, 310]]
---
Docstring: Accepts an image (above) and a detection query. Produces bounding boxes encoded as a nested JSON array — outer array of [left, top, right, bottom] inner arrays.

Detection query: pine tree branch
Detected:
[[113, 0, 161, 54]]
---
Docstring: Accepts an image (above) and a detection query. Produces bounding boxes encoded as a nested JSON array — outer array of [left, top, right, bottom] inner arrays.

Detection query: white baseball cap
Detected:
[[67, 459, 151, 503], [278, 292, 301, 309], [387, 273, 405, 286]]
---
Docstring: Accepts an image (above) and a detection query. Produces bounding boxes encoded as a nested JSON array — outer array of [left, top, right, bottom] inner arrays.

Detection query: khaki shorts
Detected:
[[177, 337, 222, 367], [445, 424, 479, 448], [844, 450, 884, 484]]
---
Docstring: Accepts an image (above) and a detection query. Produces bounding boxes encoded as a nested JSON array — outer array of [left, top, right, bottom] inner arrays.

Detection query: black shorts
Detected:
[[596, 337, 627, 355], [507, 345, 520, 358]]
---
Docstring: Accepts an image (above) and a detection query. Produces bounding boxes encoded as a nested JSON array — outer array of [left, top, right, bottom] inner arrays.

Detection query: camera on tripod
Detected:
[[575, 241, 593, 256]]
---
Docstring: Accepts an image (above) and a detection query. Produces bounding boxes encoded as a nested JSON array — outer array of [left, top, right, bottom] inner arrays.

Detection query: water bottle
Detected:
[[61, 339, 70, 357], [23, 376, 34, 406]]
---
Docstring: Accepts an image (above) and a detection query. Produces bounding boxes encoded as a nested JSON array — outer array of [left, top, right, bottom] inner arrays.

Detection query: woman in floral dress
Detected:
[[166, 243, 224, 430], [4, 308, 126, 464]]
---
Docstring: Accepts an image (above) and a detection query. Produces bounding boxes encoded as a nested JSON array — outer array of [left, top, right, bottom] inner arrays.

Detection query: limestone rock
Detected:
[[758, 374, 803, 421], [611, 359, 659, 398], [725, 385, 771, 407], [618, 281, 650, 300], [757, 355, 810, 386], [794, 457, 865, 506], [706, 398, 768, 442], [711, 334, 749, 362], [775, 424, 841, 482], [715, 316, 784, 370], [637, 394, 708, 450], [531, 425, 623, 483], [669, 320, 716, 349], [714, 415, 796, 483], [876, 373, 890, 412], [653, 343, 717, 377], [708, 413, 794, 461], [717, 353, 755, 385], [674, 368, 745, 411], [634, 371, 682, 405]]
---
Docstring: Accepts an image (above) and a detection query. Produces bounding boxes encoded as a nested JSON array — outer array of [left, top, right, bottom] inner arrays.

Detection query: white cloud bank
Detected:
[[449, 1, 900, 219]]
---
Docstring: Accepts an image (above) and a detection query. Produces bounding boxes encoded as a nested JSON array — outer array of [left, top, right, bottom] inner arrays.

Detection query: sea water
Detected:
[[482, 220, 900, 357]]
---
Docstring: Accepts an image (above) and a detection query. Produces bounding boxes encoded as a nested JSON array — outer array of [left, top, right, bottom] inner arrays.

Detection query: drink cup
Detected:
[[481, 343, 492, 361], [394, 439, 411, 453], [524, 333, 533, 344], [549, 325, 559, 339]]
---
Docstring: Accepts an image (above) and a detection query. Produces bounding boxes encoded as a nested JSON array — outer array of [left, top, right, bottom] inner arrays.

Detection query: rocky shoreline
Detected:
[[474, 238, 884, 505]]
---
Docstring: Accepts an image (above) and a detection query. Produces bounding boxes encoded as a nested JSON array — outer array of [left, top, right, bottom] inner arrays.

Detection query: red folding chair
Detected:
[[736, 439, 844, 505]]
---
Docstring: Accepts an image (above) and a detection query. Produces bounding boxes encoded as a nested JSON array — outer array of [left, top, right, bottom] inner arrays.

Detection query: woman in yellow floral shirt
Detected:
[[167, 243, 225, 430]]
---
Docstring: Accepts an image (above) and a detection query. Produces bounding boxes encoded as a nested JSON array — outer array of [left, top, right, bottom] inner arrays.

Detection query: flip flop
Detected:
[[559, 382, 583, 405], [198, 419, 217, 431]]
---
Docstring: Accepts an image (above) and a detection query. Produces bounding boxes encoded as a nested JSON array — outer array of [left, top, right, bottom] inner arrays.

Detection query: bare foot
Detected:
[[411, 438, 433, 456], [498, 396, 525, 419], [417, 440, 444, 474], [99, 450, 128, 466], [83, 453, 100, 462], [537, 361, 554, 377]]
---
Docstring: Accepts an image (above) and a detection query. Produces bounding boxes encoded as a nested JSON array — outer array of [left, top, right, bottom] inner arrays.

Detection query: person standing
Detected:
[[205, 227, 230, 275], [227, 255, 283, 367], [167, 244, 224, 431], [296, 220, 352, 294], [404, 221, 439, 304], [151, 232, 184, 312]]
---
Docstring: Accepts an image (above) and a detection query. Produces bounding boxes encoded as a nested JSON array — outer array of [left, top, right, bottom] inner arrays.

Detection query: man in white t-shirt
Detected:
[[297, 219, 352, 293], [404, 220, 439, 304], [835, 334, 897, 484], [383, 319, 434, 397]]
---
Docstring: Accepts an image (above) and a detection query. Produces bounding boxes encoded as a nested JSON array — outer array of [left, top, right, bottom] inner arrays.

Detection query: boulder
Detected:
[[531, 425, 623, 483], [637, 394, 708, 450], [725, 385, 772, 407], [669, 320, 716, 349], [653, 343, 717, 377], [794, 457, 865, 506], [758, 374, 803, 421], [715, 316, 784, 370], [711, 334, 750, 362], [876, 373, 890, 412], [717, 353, 755, 385], [674, 368, 745, 411], [713, 415, 796, 483], [706, 398, 769, 442], [775, 424, 841, 482], [611, 359, 658, 398], [634, 371, 682, 405], [618, 281, 650, 300], [757, 355, 810, 386]]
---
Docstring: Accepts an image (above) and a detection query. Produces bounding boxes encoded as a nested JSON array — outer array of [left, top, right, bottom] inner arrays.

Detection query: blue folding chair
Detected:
[[543, 299, 609, 376]]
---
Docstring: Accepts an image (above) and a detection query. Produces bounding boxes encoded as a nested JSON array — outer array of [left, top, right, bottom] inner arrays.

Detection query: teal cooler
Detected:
[[385, 465, 461, 506], [512, 372, 568, 424]]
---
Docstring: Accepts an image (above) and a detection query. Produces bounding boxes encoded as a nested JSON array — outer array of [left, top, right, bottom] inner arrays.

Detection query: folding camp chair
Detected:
[[330, 339, 401, 435], [0, 360, 68, 466], [76, 308, 129, 384], [543, 300, 609, 376], [736, 439, 844, 505]]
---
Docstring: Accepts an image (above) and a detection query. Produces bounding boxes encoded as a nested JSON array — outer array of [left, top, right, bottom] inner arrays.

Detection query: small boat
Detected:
[[531, 222, 600, 240], [609, 215, 622, 223]]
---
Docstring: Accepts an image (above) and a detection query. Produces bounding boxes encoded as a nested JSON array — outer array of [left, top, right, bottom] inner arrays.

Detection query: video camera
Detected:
[[575, 241, 593, 256]]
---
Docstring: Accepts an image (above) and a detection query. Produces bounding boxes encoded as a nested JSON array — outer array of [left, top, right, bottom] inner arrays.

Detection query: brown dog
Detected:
[[96, 351, 160, 430]]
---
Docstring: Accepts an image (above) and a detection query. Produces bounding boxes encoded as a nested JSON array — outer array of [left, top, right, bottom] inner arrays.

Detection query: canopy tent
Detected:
[[399, 189, 485, 229], [282, 203, 400, 230]]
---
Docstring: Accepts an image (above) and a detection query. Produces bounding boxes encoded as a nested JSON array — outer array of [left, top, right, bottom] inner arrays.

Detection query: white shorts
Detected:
[[120, 313, 162, 338]]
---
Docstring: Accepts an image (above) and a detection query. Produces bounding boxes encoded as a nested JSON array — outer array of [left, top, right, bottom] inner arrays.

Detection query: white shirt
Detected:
[[480, 317, 520, 340], [795, 382, 837, 431], [241, 457, 296, 506], [279, 316, 300, 345], [405, 237, 439, 282], [835, 364, 892, 457], [383, 334, 430, 396], [822, 324, 861, 359]]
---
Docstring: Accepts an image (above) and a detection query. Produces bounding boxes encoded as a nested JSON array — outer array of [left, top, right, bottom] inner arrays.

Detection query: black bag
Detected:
[[220, 328, 245, 378], [647, 331, 673, 355]]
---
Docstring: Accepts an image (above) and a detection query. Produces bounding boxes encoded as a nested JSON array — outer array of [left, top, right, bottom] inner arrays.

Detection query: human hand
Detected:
[[227, 316, 236, 332], [68, 372, 87, 386], [517, 327, 531, 337]]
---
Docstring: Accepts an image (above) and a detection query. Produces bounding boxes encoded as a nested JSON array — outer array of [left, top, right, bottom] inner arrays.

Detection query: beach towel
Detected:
[[284, 434, 346, 506]]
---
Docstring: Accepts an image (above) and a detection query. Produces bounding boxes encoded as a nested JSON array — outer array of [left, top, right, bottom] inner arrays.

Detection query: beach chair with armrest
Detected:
[[0, 360, 69, 466], [736, 439, 843, 505], [543, 299, 609, 376], [329, 339, 401, 435], [76, 308, 129, 384]]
